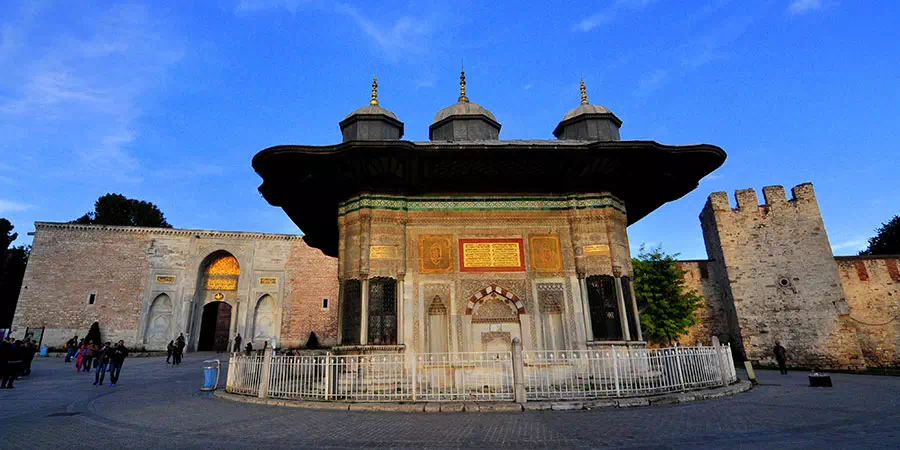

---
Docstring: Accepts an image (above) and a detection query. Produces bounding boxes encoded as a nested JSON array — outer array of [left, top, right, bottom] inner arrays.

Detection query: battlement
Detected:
[[704, 182, 818, 214]]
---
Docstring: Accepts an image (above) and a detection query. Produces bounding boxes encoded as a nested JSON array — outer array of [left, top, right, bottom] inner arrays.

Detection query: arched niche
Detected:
[[144, 293, 173, 349]]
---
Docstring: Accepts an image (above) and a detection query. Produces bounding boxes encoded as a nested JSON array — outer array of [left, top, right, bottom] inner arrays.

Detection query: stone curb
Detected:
[[213, 380, 752, 413]]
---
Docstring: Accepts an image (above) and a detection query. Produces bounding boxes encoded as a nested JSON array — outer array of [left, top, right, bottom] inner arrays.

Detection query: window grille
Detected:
[[367, 277, 397, 345], [586, 275, 622, 340], [340, 280, 361, 345]]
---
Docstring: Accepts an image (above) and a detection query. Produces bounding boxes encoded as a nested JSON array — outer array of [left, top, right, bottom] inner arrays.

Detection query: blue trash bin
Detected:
[[39, 346, 48, 357], [202, 360, 220, 391]]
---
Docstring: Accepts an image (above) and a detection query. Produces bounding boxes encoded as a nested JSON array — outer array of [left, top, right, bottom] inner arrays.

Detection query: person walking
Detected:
[[166, 341, 175, 364], [74, 342, 86, 372], [93, 342, 112, 386], [232, 333, 242, 354], [773, 341, 788, 375], [108, 340, 129, 387], [81, 341, 97, 372], [22, 340, 37, 376], [174, 334, 186, 365], [64, 335, 78, 363]]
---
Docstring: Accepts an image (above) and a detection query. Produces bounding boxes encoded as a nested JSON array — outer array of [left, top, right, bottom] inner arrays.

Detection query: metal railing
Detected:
[[226, 343, 737, 403]]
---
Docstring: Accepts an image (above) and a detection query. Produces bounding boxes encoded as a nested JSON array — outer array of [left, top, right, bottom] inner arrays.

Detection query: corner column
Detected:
[[578, 273, 593, 341], [359, 276, 369, 345], [613, 265, 630, 341], [628, 279, 643, 341]]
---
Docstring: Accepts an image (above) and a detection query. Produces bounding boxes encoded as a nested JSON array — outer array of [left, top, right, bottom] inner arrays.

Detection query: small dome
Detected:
[[344, 105, 400, 122], [559, 103, 613, 123], [432, 101, 497, 124]]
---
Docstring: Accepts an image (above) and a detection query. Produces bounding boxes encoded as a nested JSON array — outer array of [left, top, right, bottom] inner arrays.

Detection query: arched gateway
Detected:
[[194, 252, 240, 351]]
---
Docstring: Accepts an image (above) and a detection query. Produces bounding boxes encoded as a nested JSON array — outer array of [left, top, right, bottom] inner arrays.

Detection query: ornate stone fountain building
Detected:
[[252, 74, 725, 356]]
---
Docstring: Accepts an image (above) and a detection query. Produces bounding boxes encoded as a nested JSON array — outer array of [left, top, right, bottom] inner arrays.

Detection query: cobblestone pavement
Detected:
[[1, 354, 898, 449]]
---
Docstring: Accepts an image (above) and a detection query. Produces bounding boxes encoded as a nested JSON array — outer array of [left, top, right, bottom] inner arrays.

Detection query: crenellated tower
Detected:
[[699, 183, 865, 369]]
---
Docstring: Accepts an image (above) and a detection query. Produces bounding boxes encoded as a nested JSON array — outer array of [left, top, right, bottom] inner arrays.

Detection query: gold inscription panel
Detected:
[[369, 245, 394, 260], [459, 239, 525, 272], [155, 275, 176, 284], [206, 277, 237, 291], [259, 277, 277, 285], [584, 244, 610, 256]]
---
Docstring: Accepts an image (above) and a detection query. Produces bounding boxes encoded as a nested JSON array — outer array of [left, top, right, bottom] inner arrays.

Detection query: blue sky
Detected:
[[1, 0, 898, 259]]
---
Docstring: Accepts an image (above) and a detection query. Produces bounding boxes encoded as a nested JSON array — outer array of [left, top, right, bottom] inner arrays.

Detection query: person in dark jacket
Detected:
[[108, 340, 129, 386], [93, 342, 112, 386], [245, 341, 253, 356], [0, 338, 14, 388], [166, 341, 175, 364], [232, 333, 242, 354], [22, 340, 37, 376], [174, 335, 185, 365], [773, 341, 788, 375], [64, 335, 78, 363]]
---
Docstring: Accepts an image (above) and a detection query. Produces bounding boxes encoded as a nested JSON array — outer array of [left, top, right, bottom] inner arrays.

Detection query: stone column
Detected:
[[335, 278, 344, 345], [396, 274, 404, 345], [360, 276, 369, 345], [613, 266, 630, 341], [627, 278, 643, 341], [511, 337, 526, 404], [578, 273, 593, 341]]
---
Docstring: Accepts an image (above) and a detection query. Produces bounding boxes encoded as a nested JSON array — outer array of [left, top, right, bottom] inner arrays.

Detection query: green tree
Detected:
[[73, 193, 172, 228], [0, 218, 28, 328], [860, 215, 900, 256], [632, 245, 703, 346]]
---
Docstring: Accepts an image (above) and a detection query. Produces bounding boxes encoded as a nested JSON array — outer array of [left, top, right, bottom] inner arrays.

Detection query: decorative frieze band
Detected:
[[338, 194, 626, 217]]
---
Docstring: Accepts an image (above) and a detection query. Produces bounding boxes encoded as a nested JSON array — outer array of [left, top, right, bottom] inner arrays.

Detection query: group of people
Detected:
[[1, 337, 39, 389], [166, 333, 187, 365], [64, 335, 130, 386]]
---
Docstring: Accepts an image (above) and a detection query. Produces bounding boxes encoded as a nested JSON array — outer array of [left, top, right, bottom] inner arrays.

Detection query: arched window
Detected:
[[586, 275, 622, 340], [367, 277, 397, 345]]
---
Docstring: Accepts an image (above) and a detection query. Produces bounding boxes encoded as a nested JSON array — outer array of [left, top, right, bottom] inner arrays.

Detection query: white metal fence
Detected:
[[226, 344, 736, 403]]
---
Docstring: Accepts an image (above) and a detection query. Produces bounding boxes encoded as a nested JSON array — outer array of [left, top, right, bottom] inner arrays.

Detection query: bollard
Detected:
[[511, 338, 526, 404], [743, 360, 757, 384], [201, 359, 220, 391], [258, 347, 274, 399]]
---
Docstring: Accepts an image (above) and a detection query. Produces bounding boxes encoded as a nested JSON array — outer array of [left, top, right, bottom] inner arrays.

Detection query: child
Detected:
[[74, 344, 86, 371]]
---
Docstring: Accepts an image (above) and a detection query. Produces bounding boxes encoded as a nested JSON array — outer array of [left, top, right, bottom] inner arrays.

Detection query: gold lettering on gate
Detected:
[[155, 275, 176, 284], [259, 277, 277, 285], [369, 245, 394, 260]]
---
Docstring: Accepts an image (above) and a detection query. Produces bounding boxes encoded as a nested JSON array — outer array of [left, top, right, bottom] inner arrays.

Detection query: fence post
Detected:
[[411, 351, 418, 402], [511, 338, 526, 404], [258, 347, 274, 399], [324, 352, 333, 400], [612, 349, 621, 396], [674, 345, 685, 390], [226, 354, 236, 392]]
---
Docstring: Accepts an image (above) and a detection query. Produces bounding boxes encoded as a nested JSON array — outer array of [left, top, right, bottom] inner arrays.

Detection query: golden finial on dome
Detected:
[[458, 61, 469, 103], [580, 77, 588, 105], [370, 72, 379, 106]]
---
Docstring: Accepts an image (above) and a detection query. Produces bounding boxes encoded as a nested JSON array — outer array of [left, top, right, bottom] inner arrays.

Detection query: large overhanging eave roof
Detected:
[[252, 140, 726, 256]]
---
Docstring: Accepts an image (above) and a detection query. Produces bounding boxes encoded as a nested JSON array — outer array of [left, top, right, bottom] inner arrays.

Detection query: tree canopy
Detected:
[[860, 215, 900, 256], [632, 245, 704, 346], [0, 218, 29, 328], [73, 193, 172, 228]]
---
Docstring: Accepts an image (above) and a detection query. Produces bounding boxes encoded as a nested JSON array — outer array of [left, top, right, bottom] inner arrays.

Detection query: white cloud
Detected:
[[0, 4, 184, 183], [788, 0, 823, 15], [234, 0, 311, 14], [574, 13, 613, 32], [832, 238, 867, 252], [636, 69, 668, 97], [334, 4, 431, 60], [0, 200, 32, 214]]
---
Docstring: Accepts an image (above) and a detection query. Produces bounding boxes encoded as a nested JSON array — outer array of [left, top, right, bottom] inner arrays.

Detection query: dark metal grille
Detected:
[[367, 277, 397, 345], [340, 280, 362, 345], [586, 275, 622, 340], [621, 276, 639, 340]]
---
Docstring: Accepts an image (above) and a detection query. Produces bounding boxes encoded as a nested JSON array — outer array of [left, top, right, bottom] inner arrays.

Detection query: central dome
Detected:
[[429, 71, 501, 141]]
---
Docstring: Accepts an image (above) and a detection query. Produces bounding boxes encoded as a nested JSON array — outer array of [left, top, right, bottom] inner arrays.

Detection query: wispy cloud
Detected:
[[0, 4, 184, 183], [234, 0, 311, 14], [636, 69, 667, 97], [573, 0, 656, 32], [0, 200, 32, 214], [333, 4, 431, 60], [832, 237, 867, 252], [788, 0, 823, 15]]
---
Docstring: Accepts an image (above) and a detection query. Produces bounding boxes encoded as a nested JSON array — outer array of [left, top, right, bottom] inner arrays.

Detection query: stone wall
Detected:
[[675, 260, 730, 347], [11, 223, 338, 350], [835, 256, 900, 367], [698, 184, 866, 369]]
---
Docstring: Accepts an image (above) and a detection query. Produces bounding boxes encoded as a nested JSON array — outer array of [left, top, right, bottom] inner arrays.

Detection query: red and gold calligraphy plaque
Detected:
[[419, 235, 453, 274], [459, 238, 526, 272], [529, 235, 563, 272]]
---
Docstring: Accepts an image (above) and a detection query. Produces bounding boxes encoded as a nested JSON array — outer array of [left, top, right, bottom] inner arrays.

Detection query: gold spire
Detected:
[[580, 77, 588, 105], [458, 63, 469, 103], [369, 72, 379, 106]]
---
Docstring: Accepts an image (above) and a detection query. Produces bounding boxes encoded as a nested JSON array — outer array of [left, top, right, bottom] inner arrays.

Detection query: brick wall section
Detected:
[[12, 223, 339, 350], [283, 241, 339, 347], [13, 227, 150, 346], [835, 256, 900, 367], [676, 260, 729, 346], [698, 184, 866, 369]]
